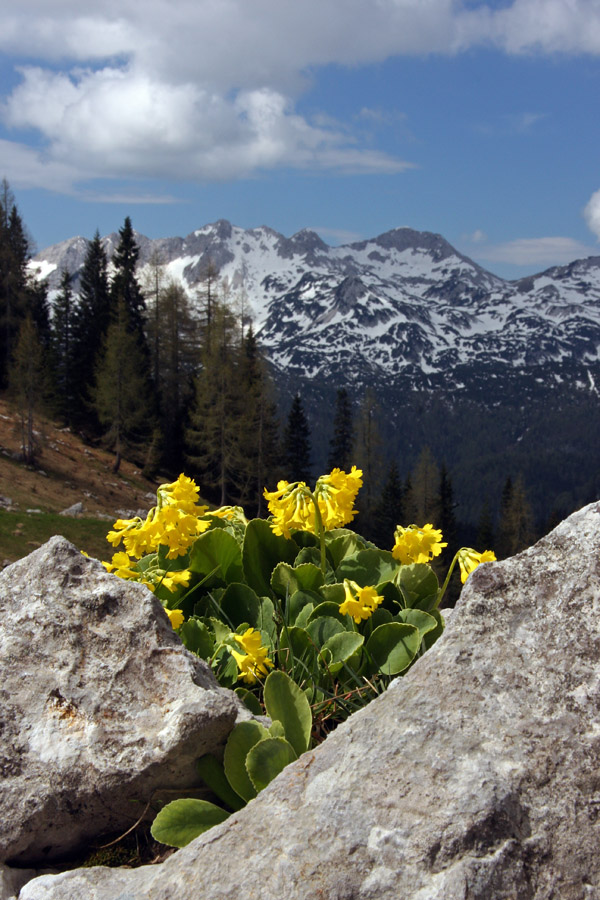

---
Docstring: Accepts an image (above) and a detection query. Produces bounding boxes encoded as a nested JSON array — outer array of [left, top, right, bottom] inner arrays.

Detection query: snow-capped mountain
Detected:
[[30, 219, 600, 394]]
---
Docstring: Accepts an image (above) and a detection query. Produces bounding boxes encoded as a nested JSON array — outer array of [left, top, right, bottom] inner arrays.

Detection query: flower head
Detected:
[[315, 466, 363, 529], [263, 480, 314, 538], [392, 524, 447, 565], [457, 548, 496, 584], [231, 627, 274, 684], [102, 551, 140, 580], [161, 473, 207, 516], [339, 579, 384, 624]]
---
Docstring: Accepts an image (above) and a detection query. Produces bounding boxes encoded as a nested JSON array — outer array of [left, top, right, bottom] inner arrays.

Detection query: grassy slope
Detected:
[[0, 394, 161, 566]]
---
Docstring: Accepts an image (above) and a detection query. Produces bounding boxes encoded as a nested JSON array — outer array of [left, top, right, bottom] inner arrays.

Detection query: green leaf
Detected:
[[220, 583, 276, 640], [397, 608, 438, 640], [223, 720, 270, 802], [189, 529, 244, 586], [422, 609, 445, 650], [234, 687, 263, 716], [307, 601, 351, 626], [288, 589, 322, 625], [322, 631, 364, 674], [366, 622, 421, 675], [318, 582, 345, 605], [336, 549, 400, 588], [271, 562, 324, 598], [151, 799, 230, 848], [294, 602, 314, 628], [242, 518, 297, 597], [179, 618, 215, 660], [263, 670, 312, 757], [246, 737, 298, 792], [294, 546, 323, 568], [196, 754, 245, 811], [206, 616, 231, 643], [307, 615, 345, 648], [326, 533, 366, 569], [396, 564, 439, 611], [277, 625, 319, 682], [269, 720, 286, 738]]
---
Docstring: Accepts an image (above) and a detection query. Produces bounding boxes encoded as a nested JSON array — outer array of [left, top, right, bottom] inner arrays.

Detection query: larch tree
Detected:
[[8, 315, 46, 464], [92, 299, 152, 473], [50, 269, 78, 426]]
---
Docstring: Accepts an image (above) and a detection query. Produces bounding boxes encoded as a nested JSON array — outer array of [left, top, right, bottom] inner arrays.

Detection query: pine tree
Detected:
[[50, 270, 78, 425], [283, 392, 312, 484], [327, 388, 354, 471], [8, 315, 46, 464], [92, 300, 152, 473]]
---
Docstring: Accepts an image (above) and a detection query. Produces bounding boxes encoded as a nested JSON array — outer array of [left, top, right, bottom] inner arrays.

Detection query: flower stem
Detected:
[[311, 492, 327, 577], [436, 551, 460, 609]]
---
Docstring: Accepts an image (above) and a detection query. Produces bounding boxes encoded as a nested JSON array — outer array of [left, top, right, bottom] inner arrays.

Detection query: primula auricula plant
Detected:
[[102, 470, 495, 714], [100, 468, 495, 848]]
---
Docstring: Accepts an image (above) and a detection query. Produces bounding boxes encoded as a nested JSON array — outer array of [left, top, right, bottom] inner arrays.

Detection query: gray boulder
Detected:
[[17, 500, 600, 899], [0, 537, 244, 867]]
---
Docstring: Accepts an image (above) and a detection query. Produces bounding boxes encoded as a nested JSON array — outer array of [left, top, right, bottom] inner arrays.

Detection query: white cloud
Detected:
[[475, 236, 597, 265], [467, 228, 488, 243], [584, 189, 600, 241], [2, 1, 600, 192], [312, 227, 364, 244]]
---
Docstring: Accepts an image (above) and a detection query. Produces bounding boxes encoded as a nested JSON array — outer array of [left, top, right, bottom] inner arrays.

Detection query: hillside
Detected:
[[0, 395, 159, 566]]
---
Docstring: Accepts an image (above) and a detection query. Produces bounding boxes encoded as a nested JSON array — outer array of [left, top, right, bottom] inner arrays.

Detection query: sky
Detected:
[[1, 0, 600, 279]]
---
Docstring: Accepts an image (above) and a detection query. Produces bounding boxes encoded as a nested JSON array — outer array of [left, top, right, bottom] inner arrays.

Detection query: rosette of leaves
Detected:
[[173, 519, 445, 714]]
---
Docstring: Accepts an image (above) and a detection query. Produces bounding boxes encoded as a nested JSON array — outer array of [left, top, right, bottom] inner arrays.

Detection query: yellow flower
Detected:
[[263, 481, 314, 538], [162, 568, 192, 593], [339, 579, 384, 624], [231, 627, 274, 684], [316, 466, 363, 529], [457, 548, 496, 584], [166, 608, 185, 629], [161, 473, 208, 516], [392, 524, 447, 565], [102, 551, 139, 580]]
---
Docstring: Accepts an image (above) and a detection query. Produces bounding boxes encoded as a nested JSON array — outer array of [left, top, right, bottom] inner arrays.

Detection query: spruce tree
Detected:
[[497, 474, 535, 558], [437, 464, 458, 552], [476, 497, 495, 550], [71, 231, 111, 428], [327, 388, 354, 471], [353, 389, 383, 536], [50, 270, 78, 425], [110, 217, 146, 341], [411, 446, 439, 525], [283, 392, 312, 484], [371, 460, 404, 548]]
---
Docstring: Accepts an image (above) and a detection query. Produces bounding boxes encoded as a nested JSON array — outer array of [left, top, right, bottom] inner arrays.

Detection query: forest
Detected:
[[0, 180, 539, 568]]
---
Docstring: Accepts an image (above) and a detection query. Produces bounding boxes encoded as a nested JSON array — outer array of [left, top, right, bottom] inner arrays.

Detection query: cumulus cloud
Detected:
[[584, 189, 600, 241], [2, 0, 600, 191], [475, 236, 597, 266]]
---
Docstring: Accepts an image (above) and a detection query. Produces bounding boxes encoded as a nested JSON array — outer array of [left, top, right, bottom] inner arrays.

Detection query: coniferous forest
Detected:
[[0, 180, 575, 565]]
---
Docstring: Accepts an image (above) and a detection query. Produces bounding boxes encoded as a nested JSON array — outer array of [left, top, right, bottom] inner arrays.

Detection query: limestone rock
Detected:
[[0, 536, 243, 867], [58, 502, 84, 517], [18, 501, 600, 899]]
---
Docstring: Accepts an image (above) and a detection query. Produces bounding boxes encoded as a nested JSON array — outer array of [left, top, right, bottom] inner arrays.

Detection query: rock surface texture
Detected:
[[17, 503, 600, 899], [0, 537, 243, 866]]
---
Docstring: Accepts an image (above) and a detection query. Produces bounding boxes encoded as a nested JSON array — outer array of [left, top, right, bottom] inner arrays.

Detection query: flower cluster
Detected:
[[263, 467, 363, 539], [392, 524, 448, 565], [315, 467, 363, 530], [339, 579, 384, 624], [231, 628, 274, 684], [457, 548, 497, 583], [106, 474, 210, 561], [263, 480, 315, 538]]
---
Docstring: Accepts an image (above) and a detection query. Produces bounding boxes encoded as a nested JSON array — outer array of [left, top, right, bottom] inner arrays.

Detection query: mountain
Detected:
[[30, 221, 600, 527]]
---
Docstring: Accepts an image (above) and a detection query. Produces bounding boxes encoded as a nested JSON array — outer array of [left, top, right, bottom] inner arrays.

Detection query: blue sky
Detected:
[[1, 0, 600, 278]]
